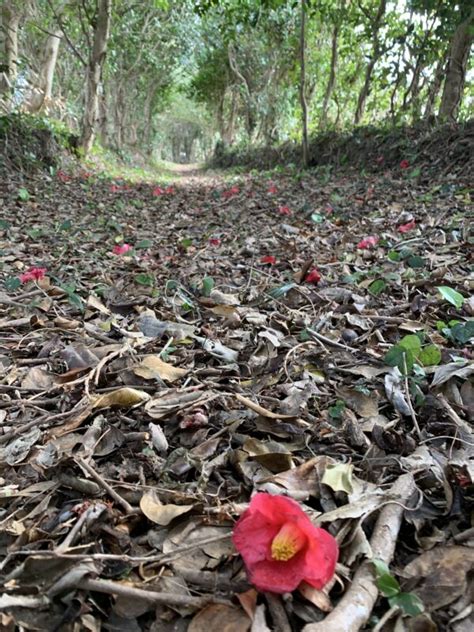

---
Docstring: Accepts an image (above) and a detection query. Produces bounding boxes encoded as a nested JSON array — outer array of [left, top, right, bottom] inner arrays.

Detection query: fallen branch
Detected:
[[303, 472, 416, 632]]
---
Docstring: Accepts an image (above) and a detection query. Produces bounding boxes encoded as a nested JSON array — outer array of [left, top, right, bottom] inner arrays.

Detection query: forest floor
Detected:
[[0, 157, 473, 632]]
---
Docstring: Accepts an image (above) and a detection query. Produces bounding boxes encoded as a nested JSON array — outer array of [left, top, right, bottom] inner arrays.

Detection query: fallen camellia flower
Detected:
[[209, 237, 221, 246], [305, 268, 322, 284], [267, 184, 277, 194], [398, 220, 416, 233], [357, 235, 379, 249], [223, 185, 239, 199], [233, 493, 338, 593], [152, 186, 165, 196], [113, 243, 132, 255], [278, 205, 291, 216], [260, 255, 276, 265], [19, 267, 47, 283], [400, 159, 410, 169]]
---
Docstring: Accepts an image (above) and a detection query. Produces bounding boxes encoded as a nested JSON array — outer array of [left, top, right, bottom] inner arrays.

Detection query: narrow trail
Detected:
[[0, 161, 471, 630]]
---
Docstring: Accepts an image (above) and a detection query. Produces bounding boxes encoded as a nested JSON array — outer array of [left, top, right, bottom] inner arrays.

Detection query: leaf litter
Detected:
[[0, 161, 472, 631]]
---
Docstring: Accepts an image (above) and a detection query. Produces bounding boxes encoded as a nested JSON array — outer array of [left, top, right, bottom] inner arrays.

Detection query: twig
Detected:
[[303, 473, 416, 632], [372, 604, 400, 631], [402, 356, 422, 439], [56, 503, 107, 553], [77, 578, 231, 608], [307, 328, 357, 353], [75, 456, 135, 515]]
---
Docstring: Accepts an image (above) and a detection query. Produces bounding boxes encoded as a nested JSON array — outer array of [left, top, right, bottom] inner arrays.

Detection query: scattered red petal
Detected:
[[57, 170, 71, 182], [165, 186, 175, 194], [209, 237, 221, 246], [152, 186, 165, 196], [400, 159, 410, 169], [305, 268, 321, 284], [260, 255, 276, 265], [113, 243, 132, 255], [232, 493, 338, 594], [19, 267, 47, 283], [267, 184, 277, 194], [398, 220, 416, 233], [278, 206, 291, 216], [357, 235, 379, 249]]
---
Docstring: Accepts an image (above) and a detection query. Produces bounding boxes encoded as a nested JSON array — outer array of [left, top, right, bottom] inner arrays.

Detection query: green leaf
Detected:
[[418, 344, 442, 367], [59, 219, 72, 231], [387, 250, 400, 262], [18, 187, 30, 201], [0, 219, 10, 230], [136, 273, 155, 287], [399, 335, 422, 354], [451, 321, 474, 344], [328, 400, 345, 420], [311, 212, 324, 223], [384, 345, 414, 374], [406, 255, 425, 268], [202, 276, 214, 296], [67, 292, 84, 311], [180, 237, 193, 249], [369, 279, 386, 295], [389, 592, 424, 616], [437, 286, 464, 309], [135, 239, 153, 249], [5, 276, 21, 291], [377, 573, 401, 598]]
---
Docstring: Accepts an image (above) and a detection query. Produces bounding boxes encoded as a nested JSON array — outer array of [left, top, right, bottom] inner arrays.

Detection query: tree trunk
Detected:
[[423, 53, 446, 120], [354, 0, 386, 125], [79, 0, 112, 155], [299, 0, 309, 167], [439, 10, 473, 121], [26, 29, 62, 112], [320, 23, 339, 129], [0, 5, 20, 105]]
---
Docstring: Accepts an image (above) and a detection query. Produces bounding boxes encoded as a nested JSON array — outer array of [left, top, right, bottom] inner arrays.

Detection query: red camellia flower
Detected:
[[278, 206, 291, 216], [260, 255, 276, 265], [152, 186, 165, 196], [357, 235, 379, 249], [165, 185, 175, 195], [398, 220, 416, 233], [223, 185, 239, 199], [113, 243, 132, 255], [267, 184, 277, 194], [57, 170, 71, 182], [209, 237, 221, 246], [19, 267, 47, 283], [305, 268, 322, 284], [233, 493, 338, 594], [399, 159, 410, 170]]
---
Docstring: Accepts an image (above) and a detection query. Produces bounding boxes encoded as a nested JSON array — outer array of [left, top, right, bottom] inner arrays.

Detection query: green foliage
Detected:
[[385, 333, 441, 374], [373, 560, 424, 617], [437, 286, 465, 309]]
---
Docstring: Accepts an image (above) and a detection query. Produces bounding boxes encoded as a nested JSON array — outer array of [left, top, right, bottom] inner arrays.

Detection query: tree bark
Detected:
[[354, 0, 386, 125], [423, 53, 446, 120], [320, 23, 339, 129], [79, 0, 112, 155], [299, 0, 309, 167], [439, 9, 473, 121], [0, 5, 20, 104], [26, 29, 62, 112]]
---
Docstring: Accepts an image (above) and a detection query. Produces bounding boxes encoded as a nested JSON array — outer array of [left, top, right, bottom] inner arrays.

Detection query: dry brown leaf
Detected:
[[188, 604, 250, 632], [133, 355, 188, 382], [140, 489, 193, 526], [92, 387, 150, 409]]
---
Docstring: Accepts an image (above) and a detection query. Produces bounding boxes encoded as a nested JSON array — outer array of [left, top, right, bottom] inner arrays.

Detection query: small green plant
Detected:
[[437, 320, 474, 345], [384, 333, 441, 375], [373, 560, 424, 616]]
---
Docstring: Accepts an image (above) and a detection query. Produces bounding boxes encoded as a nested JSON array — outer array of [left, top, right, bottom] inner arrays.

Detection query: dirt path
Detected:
[[0, 163, 472, 630]]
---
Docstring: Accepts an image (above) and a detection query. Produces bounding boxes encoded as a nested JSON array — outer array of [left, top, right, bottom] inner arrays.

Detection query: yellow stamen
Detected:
[[271, 522, 305, 562]]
